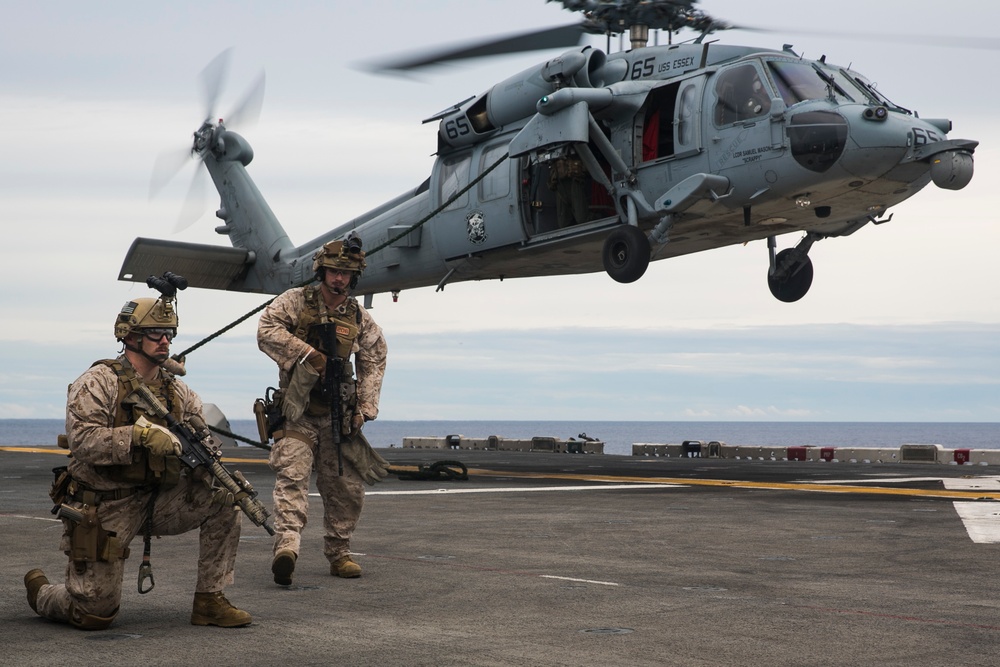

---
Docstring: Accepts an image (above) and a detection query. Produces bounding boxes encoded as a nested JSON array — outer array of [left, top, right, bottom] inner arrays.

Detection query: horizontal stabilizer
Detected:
[[118, 238, 253, 291]]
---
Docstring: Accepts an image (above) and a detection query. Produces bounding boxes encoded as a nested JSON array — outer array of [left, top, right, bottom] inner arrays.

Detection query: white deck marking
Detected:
[[942, 477, 1000, 491], [333, 483, 682, 497], [540, 575, 619, 587], [952, 503, 1000, 543], [773, 476, 1000, 544], [940, 478, 1000, 543]]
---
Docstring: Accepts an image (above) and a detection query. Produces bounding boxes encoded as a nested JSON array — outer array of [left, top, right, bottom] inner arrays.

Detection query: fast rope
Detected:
[[388, 460, 468, 481], [173, 151, 509, 361]]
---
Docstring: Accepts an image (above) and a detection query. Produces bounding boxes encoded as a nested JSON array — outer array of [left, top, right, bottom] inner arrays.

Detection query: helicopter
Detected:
[[119, 0, 977, 305]]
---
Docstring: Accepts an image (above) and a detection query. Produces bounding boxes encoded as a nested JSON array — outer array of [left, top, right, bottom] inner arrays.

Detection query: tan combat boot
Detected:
[[271, 549, 297, 586], [331, 555, 362, 578], [190, 591, 252, 627], [24, 569, 49, 614]]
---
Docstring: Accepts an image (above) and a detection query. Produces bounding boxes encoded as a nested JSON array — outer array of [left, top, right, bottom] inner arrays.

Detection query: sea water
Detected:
[[3, 419, 998, 457]]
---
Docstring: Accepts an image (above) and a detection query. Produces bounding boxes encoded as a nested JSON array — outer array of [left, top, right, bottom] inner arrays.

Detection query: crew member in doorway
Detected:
[[547, 149, 590, 228]]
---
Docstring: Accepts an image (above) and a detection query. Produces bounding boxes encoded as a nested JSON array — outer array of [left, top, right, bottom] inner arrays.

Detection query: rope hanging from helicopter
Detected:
[[176, 151, 510, 449]]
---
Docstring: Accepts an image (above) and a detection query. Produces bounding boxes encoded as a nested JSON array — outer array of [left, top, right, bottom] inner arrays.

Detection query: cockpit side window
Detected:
[[439, 152, 471, 211], [479, 143, 510, 202], [714, 64, 771, 126]]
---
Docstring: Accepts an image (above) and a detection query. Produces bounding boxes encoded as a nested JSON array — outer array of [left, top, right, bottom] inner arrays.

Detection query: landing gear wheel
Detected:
[[602, 226, 651, 283], [767, 249, 813, 302]]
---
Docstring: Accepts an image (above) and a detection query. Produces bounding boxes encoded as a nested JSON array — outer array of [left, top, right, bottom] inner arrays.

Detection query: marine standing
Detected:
[[24, 283, 251, 629], [258, 234, 389, 585]]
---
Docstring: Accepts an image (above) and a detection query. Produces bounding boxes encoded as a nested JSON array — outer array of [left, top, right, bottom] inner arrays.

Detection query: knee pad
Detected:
[[68, 602, 119, 631]]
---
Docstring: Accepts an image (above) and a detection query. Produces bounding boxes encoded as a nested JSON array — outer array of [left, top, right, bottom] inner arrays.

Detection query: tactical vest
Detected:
[[292, 285, 361, 416], [93, 359, 182, 487]]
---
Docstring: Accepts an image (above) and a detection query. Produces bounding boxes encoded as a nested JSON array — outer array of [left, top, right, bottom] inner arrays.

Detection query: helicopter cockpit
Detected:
[[714, 63, 772, 125]]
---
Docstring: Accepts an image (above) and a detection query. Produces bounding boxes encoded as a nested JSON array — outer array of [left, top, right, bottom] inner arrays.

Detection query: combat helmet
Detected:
[[312, 233, 366, 276], [114, 272, 187, 341], [114, 298, 178, 341]]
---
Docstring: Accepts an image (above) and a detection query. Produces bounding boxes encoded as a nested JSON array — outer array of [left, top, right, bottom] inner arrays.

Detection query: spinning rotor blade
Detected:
[[223, 70, 266, 129], [727, 24, 1000, 52], [149, 145, 195, 199], [365, 23, 586, 73], [199, 47, 233, 122], [175, 161, 209, 234], [150, 48, 265, 233]]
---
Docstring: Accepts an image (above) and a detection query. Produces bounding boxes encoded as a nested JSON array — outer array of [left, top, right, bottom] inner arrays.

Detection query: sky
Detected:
[[1, 0, 998, 423]]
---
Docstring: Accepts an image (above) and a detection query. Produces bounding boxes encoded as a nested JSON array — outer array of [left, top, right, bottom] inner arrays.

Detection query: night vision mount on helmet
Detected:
[[312, 233, 366, 275], [114, 272, 188, 341]]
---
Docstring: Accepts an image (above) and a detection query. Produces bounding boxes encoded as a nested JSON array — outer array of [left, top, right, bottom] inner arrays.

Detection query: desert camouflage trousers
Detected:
[[35, 472, 242, 624], [269, 413, 365, 562]]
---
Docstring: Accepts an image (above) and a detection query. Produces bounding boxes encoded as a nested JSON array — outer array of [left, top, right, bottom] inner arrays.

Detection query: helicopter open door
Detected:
[[637, 75, 706, 173]]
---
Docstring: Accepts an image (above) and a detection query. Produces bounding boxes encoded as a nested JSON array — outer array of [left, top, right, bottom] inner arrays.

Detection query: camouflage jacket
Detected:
[[64, 354, 203, 491], [257, 287, 387, 421]]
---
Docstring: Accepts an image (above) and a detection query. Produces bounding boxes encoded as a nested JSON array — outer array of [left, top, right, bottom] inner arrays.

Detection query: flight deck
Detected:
[[3, 443, 1000, 666]]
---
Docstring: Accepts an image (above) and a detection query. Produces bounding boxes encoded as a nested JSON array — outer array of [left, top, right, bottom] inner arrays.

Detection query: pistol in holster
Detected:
[[53, 480, 129, 573], [253, 386, 285, 444]]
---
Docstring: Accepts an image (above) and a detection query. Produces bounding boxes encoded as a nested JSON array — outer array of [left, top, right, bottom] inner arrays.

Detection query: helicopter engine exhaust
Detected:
[[437, 46, 611, 151]]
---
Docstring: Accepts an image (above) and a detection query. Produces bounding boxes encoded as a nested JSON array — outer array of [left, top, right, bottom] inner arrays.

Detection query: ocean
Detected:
[[3, 419, 998, 457]]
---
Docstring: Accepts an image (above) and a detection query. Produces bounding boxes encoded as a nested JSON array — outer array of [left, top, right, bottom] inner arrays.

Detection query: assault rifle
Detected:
[[316, 322, 345, 476], [133, 384, 275, 535]]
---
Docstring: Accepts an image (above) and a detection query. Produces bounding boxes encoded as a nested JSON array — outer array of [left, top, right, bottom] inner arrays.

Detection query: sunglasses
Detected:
[[141, 328, 177, 342]]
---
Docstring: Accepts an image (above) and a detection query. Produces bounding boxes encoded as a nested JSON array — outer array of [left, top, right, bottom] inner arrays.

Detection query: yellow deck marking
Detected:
[[468, 468, 1000, 501], [0, 445, 268, 466]]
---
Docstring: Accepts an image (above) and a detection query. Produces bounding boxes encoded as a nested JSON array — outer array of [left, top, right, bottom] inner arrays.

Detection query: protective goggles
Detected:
[[141, 328, 177, 342]]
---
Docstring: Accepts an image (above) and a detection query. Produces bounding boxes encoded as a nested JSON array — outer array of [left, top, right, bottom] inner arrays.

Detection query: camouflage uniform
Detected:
[[547, 156, 590, 228], [258, 286, 387, 565], [33, 356, 242, 628]]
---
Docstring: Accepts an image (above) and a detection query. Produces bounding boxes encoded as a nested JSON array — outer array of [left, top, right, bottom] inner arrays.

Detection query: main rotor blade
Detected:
[[366, 23, 587, 73], [199, 48, 233, 122], [728, 24, 1000, 51]]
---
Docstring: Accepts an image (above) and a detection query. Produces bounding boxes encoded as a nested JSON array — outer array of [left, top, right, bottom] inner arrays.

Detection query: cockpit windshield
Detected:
[[767, 60, 867, 106]]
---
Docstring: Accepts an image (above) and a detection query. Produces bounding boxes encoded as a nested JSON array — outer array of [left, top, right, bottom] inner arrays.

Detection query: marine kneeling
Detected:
[[25, 282, 251, 629]]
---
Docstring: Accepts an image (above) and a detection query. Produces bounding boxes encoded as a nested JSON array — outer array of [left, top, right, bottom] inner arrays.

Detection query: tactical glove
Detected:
[[133, 416, 182, 457], [305, 348, 327, 378], [341, 433, 390, 485]]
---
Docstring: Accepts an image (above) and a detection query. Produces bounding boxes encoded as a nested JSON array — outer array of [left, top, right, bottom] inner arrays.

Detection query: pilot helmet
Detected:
[[114, 297, 178, 341], [312, 233, 366, 275]]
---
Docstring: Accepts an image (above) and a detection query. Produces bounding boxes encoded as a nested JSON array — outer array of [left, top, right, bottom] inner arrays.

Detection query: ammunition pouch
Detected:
[[104, 448, 181, 488], [253, 387, 285, 444]]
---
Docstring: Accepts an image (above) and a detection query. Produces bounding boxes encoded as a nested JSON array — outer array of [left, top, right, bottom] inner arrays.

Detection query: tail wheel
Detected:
[[767, 249, 814, 302], [602, 226, 651, 283]]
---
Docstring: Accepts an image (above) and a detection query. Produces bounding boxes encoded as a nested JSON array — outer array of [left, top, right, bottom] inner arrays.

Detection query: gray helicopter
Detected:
[[119, 0, 977, 304]]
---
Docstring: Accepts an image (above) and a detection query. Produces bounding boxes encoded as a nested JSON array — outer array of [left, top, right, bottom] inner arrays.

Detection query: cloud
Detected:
[[1, 0, 998, 425]]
